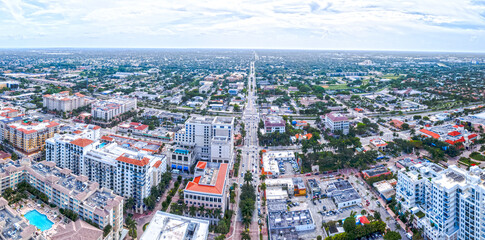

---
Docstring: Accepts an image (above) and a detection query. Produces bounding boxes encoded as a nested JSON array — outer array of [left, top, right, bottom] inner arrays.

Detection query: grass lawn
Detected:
[[322, 84, 351, 90], [470, 152, 485, 161]]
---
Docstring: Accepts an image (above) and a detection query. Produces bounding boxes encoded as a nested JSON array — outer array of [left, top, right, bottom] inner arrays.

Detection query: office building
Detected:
[[173, 116, 234, 172], [184, 162, 228, 223], [43, 91, 88, 112], [264, 115, 286, 133], [324, 112, 349, 134], [140, 211, 209, 240]]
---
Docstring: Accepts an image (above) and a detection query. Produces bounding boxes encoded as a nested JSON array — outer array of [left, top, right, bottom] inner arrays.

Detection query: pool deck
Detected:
[[16, 200, 64, 237]]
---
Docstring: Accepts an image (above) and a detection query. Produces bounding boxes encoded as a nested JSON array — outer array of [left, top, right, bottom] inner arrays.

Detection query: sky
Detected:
[[0, 0, 485, 52]]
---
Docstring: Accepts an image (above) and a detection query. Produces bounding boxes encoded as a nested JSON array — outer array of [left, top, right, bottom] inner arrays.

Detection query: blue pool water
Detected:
[[99, 142, 107, 148], [24, 210, 54, 231]]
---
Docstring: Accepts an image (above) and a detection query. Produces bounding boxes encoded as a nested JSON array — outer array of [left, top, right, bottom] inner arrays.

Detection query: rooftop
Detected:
[[185, 162, 228, 195], [140, 211, 209, 240], [51, 219, 103, 240], [0, 197, 36, 240], [8, 119, 59, 134], [326, 112, 348, 122]]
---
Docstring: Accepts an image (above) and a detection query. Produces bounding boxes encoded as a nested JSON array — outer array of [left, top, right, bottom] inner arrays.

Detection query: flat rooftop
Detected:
[[140, 211, 209, 240], [0, 198, 36, 240]]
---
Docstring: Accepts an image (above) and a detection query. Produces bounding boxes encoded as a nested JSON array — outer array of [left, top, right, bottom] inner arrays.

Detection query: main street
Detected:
[[233, 60, 262, 239]]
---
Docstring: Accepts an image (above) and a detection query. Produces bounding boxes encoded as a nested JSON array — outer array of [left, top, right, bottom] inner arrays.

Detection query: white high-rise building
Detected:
[[173, 116, 234, 172], [396, 164, 485, 240], [46, 133, 167, 213]]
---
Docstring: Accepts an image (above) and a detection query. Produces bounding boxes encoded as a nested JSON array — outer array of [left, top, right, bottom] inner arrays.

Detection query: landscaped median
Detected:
[[458, 157, 480, 167], [470, 152, 485, 161]]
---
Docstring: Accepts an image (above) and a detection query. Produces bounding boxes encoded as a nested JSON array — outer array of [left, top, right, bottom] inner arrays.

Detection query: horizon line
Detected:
[[0, 47, 484, 54]]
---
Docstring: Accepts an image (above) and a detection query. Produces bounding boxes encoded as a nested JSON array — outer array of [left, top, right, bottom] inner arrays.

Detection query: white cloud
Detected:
[[0, 0, 484, 51]]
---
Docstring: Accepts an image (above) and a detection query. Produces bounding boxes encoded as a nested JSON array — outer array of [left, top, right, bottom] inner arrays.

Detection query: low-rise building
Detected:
[[418, 124, 478, 147], [362, 165, 391, 179], [267, 199, 315, 240], [261, 151, 296, 176], [326, 180, 361, 209], [264, 115, 286, 133], [118, 122, 149, 135], [369, 138, 388, 151], [373, 180, 396, 202], [324, 112, 349, 134], [307, 179, 321, 196], [140, 211, 210, 240]]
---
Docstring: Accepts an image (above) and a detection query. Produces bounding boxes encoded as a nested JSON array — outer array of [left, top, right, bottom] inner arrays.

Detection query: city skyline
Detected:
[[1, 0, 484, 52]]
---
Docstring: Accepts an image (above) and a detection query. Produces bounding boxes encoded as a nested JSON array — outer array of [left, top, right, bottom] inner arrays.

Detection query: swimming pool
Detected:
[[24, 210, 54, 231]]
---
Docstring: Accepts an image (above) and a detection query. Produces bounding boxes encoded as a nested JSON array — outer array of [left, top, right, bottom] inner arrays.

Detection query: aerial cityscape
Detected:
[[0, 49, 483, 240], [1, 0, 485, 240]]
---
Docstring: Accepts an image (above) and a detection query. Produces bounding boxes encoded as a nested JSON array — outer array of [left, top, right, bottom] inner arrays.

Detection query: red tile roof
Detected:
[[135, 125, 149, 130], [17, 128, 37, 134], [70, 138, 94, 147], [420, 129, 440, 139], [448, 131, 461, 137], [468, 134, 478, 139], [101, 136, 114, 141], [390, 119, 404, 128], [153, 160, 162, 168], [92, 125, 101, 130], [196, 161, 207, 169], [73, 130, 83, 134], [46, 122, 60, 128], [445, 137, 465, 145], [185, 163, 228, 195], [359, 216, 370, 225], [116, 154, 150, 167]]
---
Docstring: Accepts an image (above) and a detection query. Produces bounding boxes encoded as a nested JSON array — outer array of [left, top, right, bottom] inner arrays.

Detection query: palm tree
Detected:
[[189, 206, 197, 216], [259, 174, 267, 182], [198, 205, 205, 217], [214, 208, 222, 219], [241, 229, 251, 240], [244, 171, 253, 184]]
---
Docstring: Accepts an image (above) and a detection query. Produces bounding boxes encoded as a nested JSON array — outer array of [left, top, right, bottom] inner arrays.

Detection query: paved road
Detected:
[[231, 60, 262, 239]]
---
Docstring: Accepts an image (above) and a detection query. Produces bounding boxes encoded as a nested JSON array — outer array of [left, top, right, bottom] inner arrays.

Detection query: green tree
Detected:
[[384, 231, 402, 240], [343, 217, 356, 233], [244, 170, 253, 184]]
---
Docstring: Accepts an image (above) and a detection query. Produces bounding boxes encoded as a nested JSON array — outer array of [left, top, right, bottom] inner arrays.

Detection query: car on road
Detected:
[[305, 173, 311, 176]]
